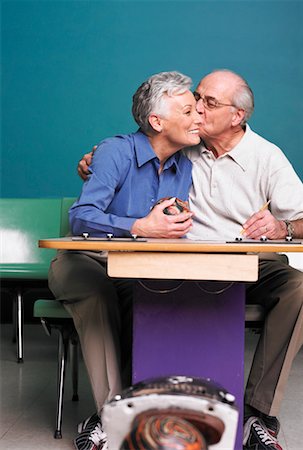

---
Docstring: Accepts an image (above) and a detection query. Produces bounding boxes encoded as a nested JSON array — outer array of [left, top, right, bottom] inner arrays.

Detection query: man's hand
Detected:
[[131, 197, 193, 238], [77, 146, 97, 181], [242, 209, 287, 240]]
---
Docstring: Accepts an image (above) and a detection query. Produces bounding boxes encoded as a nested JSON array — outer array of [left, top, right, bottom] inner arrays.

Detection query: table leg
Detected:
[[132, 280, 245, 449]]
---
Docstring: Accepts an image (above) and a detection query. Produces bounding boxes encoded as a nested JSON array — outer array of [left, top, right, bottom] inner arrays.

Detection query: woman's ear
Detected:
[[148, 113, 163, 132]]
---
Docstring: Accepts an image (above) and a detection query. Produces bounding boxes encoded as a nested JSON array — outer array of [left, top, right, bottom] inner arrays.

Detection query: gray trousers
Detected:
[[49, 251, 303, 417], [48, 250, 133, 413], [245, 253, 303, 416]]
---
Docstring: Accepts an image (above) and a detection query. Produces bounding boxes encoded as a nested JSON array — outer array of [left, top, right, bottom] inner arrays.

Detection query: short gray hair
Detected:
[[132, 71, 192, 134], [212, 69, 254, 125], [232, 80, 254, 125]]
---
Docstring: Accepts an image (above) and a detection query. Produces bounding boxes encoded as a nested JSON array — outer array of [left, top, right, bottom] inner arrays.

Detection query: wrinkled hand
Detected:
[[77, 146, 97, 181], [242, 209, 286, 240], [131, 197, 194, 238]]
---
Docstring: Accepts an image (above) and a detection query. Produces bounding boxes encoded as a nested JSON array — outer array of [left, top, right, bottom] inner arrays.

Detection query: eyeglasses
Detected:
[[193, 91, 236, 110]]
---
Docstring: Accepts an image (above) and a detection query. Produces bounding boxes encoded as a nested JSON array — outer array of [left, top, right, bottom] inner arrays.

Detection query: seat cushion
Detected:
[[34, 299, 71, 319]]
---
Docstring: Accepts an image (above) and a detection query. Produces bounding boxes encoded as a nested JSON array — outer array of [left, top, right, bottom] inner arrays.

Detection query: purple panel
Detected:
[[132, 280, 245, 449]]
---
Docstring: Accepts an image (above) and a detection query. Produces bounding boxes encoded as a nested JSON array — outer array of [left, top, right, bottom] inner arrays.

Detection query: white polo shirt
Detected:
[[185, 125, 303, 240]]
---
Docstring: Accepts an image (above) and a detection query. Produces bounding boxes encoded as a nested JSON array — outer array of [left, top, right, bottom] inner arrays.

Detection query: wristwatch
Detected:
[[284, 220, 295, 238]]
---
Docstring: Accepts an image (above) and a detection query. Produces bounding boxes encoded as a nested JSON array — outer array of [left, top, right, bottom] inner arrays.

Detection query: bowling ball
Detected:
[[120, 414, 208, 450], [155, 197, 191, 215]]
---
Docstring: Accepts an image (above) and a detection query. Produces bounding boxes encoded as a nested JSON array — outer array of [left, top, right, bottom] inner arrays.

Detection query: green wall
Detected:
[[2, 0, 302, 198]]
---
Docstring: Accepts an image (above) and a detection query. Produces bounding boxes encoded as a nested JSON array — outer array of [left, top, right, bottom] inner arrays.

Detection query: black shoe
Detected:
[[259, 412, 280, 438], [243, 416, 283, 450], [74, 413, 108, 450]]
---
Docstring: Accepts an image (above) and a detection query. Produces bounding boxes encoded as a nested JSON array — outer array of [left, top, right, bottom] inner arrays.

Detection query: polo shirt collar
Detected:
[[190, 125, 253, 171], [225, 124, 253, 171]]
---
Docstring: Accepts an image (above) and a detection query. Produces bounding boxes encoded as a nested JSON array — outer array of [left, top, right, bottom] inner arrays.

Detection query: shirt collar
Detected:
[[187, 125, 253, 171], [224, 124, 253, 171], [133, 129, 182, 174]]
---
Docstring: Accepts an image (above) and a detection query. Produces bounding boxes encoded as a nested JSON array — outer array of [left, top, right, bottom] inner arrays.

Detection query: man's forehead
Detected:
[[196, 73, 237, 96]]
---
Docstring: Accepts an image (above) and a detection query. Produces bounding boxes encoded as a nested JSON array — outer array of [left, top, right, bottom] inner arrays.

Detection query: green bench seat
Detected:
[[0, 198, 62, 361], [0, 197, 76, 361]]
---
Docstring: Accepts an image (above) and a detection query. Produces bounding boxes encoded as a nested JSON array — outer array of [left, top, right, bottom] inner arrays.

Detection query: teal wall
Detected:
[[2, 0, 302, 198]]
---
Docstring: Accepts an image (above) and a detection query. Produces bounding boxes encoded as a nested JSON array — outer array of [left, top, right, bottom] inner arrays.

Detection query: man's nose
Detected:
[[194, 110, 202, 123], [196, 99, 205, 114]]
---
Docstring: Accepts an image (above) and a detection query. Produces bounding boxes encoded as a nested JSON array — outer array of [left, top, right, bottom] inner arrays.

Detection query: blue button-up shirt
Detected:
[[70, 130, 192, 237]]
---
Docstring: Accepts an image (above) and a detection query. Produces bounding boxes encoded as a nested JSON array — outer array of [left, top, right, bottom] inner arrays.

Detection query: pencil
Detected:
[[240, 200, 271, 235], [259, 200, 271, 211]]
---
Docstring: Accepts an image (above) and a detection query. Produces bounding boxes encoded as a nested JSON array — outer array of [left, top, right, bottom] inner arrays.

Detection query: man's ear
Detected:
[[231, 108, 246, 127], [148, 113, 163, 132]]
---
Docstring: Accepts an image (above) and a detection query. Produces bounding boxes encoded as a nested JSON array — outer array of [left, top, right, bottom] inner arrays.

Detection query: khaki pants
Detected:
[[245, 253, 303, 416], [48, 250, 133, 413]]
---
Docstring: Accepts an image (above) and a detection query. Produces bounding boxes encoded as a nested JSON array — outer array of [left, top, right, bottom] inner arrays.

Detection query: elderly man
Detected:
[[49, 71, 201, 450], [187, 70, 303, 450], [79, 69, 303, 450]]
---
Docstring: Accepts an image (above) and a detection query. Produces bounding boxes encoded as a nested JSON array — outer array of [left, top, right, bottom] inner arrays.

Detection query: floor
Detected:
[[0, 324, 302, 450]]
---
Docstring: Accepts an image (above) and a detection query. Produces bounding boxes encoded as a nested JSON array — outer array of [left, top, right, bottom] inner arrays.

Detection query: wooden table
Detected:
[[39, 236, 303, 280], [39, 237, 303, 449], [39, 236, 303, 253]]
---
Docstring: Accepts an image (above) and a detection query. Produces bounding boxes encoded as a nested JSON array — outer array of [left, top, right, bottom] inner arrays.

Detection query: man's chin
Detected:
[[198, 126, 208, 137]]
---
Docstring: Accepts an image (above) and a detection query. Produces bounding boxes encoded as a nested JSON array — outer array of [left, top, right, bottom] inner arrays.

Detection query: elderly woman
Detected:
[[48, 71, 201, 450]]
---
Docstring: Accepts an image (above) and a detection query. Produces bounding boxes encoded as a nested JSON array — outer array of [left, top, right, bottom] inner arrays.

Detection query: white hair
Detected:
[[211, 69, 254, 125], [132, 71, 192, 133]]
